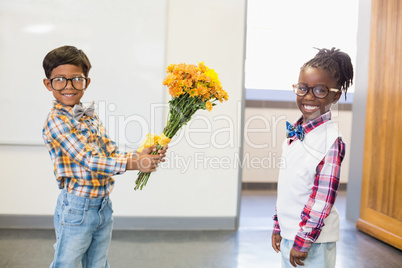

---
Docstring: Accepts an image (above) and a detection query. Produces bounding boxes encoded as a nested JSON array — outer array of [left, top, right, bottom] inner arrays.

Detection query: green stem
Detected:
[[134, 143, 164, 190], [134, 95, 205, 190]]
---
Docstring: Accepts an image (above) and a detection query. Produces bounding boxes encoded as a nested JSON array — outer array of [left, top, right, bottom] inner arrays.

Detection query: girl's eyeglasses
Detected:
[[292, 83, 340, 99]]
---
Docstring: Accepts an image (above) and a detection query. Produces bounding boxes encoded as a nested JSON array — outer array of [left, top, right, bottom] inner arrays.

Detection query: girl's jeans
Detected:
[[280, 238, 336, 268], [50, 189, 114, 268]]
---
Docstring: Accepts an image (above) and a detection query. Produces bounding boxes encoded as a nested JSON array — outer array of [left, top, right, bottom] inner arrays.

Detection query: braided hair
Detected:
[[301, 47, 354, 98]]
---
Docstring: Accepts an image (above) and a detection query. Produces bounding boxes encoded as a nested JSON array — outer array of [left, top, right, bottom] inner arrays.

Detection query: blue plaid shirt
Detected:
[[43, 101, 135, 197]]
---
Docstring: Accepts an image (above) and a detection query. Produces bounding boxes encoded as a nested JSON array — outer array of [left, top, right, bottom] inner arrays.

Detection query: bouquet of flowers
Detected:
[[135, 62, 229, 190]]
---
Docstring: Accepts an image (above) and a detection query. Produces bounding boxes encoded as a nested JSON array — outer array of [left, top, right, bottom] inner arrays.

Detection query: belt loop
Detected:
[[84, 198, 90, 211], [63, 188, 69, 206], [101, 195, 109, 208]]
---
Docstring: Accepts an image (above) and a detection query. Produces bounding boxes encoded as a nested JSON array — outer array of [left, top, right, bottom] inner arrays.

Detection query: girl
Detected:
[[272, 48, 354, 268]]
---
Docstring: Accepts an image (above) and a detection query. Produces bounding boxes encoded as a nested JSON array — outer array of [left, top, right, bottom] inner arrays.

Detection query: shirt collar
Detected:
[[53, 100, 76, 116], [288, 110, 332, 144], [297, 110, 332, 135]]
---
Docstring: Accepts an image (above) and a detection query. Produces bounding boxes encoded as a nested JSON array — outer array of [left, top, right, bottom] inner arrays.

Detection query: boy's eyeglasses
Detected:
[[292, 83, 340, 99], [49, 77, 88, 91]]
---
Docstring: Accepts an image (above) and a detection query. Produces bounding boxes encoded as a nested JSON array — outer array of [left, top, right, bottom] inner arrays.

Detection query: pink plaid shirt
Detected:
[[273, 111, 345, 252]]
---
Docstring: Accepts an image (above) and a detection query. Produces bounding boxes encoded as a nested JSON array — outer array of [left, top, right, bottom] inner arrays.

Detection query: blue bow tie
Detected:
[[72, 101, 95, 120], [286, 121, 305, 141]]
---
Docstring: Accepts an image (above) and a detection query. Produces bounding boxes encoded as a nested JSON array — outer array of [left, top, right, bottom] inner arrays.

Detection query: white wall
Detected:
[[0, 0, 246, 228], [0, 0, 167, 145], [346, 0, 372, 222]]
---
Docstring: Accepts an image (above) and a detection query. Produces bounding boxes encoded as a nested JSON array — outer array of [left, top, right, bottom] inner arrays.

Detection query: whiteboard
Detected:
[[0, 0, 167, 148]]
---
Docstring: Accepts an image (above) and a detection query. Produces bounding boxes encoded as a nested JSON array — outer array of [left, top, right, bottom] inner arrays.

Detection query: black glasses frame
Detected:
[[49, 77, 88, 91], [292, 83, 340, 99]]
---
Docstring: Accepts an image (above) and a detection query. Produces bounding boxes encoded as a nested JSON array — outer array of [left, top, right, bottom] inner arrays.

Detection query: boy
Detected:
[[42, 45, 167, 267], [272, 48, 353, 267]]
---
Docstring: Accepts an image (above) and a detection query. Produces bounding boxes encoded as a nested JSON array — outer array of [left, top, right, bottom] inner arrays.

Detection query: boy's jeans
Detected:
[[50, 189, 114, 268], [280, 238, 336, 268]]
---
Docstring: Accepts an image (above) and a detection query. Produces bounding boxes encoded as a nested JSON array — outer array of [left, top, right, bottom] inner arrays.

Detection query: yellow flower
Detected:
[[198, 61, 208, 73], [206, 100, 213, 111], [205, 68, 221, 87], [137, 134, 160, 153], [167, 64, 175, 73]]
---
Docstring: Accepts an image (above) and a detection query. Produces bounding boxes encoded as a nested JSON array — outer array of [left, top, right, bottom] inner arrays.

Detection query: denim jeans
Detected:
[[280, 238, 336, 268], [50, 189, 114, 268]]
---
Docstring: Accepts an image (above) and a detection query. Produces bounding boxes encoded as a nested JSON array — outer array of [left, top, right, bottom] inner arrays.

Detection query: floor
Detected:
[[0, 190, 401, 268]]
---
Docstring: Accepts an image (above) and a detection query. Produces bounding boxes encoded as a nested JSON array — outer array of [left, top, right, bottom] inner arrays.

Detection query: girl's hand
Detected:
[[289, 247, 308, 267], [271, 233, 282, 253]]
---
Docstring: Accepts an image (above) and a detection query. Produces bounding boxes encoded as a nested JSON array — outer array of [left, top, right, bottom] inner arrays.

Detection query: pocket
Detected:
[[62, 207, 87, 226], [104, 200, 114, 220], [100, 200, 114, 225]]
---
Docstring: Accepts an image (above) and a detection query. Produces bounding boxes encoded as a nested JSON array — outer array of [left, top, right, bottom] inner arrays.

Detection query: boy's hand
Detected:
[[289, 247, 308, 267], [271, 233, 282, 253], [138, 145, 168, 162], [127, 145, 169, 172], [156, 145, 168, 162], [127, 154, 160, 173]]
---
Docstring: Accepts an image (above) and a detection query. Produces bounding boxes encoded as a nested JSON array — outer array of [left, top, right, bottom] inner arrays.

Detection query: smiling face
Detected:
[[43, 64, 91, 107], [297, 67, 342, 123]]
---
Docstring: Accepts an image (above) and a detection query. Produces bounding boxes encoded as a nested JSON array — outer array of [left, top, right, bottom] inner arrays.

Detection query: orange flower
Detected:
[[188, 87, 199, 97], [169, 85, 184, 97], [163, 73, 175, 85], [198, 84, 209, 96], [162, 62, 228, 102]]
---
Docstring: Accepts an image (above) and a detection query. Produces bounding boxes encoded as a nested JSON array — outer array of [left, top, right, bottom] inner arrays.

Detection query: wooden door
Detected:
[[356, 0, 402, 250]]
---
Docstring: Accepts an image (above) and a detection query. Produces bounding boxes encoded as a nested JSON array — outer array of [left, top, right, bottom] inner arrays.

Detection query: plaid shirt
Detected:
[[273, 110, 345, 252], [43, 101, 135, 198]]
